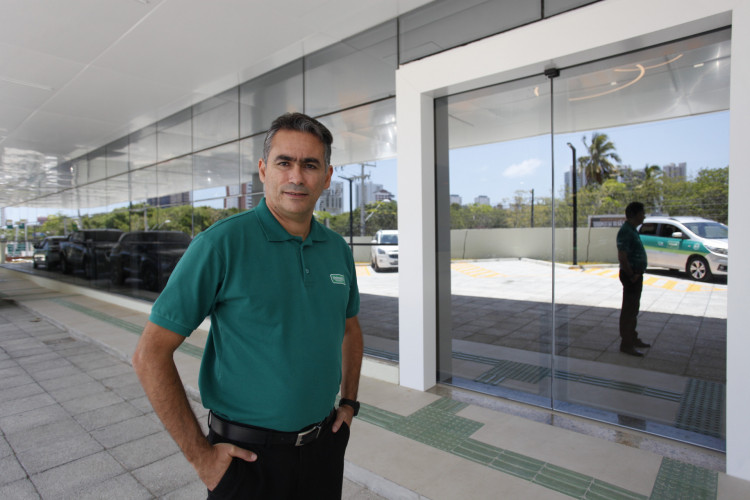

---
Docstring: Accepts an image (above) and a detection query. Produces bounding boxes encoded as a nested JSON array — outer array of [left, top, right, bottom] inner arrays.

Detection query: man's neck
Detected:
[[267, 206, 313, 240]]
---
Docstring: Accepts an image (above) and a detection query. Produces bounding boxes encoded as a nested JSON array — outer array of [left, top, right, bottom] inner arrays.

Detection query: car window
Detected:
[[684, 222, 728, 239], [659, 224, 681, 238], [381, 234, 398, 244], [639, 223, 657, 235]]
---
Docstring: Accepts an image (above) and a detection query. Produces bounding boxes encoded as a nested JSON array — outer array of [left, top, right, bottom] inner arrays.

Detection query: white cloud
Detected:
[[503, 158, 542, 178]]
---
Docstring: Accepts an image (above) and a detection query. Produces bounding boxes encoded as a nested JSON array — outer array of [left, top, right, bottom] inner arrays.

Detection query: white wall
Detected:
[[396, 0, 750, 479]]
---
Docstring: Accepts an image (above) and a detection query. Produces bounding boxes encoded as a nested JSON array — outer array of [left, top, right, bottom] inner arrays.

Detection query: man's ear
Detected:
[[258, 159, 266, 183], [324, 165, 333, 189]]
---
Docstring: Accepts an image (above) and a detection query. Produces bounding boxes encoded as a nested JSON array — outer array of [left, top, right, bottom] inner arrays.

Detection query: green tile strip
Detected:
[[649, 458, 718, 500], [49, 297, 204, 360], [675, 379, 725, 439], [359, 399, 648, 500], [458, 352, 683, 403]]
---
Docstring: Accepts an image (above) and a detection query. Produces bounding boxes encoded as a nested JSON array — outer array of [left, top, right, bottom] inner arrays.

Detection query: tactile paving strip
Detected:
[[675, 379, 725, 439]]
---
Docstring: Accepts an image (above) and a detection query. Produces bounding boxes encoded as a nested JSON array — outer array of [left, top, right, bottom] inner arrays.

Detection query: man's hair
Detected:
[[262, 112, 333, 166], [625, 201, 645, 219]]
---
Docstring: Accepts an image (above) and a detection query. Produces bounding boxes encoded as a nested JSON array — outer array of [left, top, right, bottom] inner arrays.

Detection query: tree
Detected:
[[577, 132, 621, 185]]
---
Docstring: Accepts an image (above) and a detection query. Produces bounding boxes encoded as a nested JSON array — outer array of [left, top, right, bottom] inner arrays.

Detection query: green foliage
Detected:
[[578, 132, 622, 185]]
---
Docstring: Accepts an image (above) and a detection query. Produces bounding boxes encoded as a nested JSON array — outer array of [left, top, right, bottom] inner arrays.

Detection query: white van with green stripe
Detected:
[[638, 216, 728, 282]]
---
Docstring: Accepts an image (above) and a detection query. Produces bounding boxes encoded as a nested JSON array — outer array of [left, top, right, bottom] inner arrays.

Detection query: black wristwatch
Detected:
[[339, 398, 360, 416]]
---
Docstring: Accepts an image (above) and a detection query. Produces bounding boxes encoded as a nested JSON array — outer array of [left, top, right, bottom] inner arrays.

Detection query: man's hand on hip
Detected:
[[332, 405, 354, 433], [199, 442, 257, 491]]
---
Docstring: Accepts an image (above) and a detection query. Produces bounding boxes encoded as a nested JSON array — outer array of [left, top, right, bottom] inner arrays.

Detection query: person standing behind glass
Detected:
[[617, 201, 651, 357]]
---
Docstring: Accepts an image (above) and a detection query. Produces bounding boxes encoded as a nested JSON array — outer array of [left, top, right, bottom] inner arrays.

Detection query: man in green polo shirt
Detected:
[[616, 201, 650, 357], [133, 113, 363, 499]]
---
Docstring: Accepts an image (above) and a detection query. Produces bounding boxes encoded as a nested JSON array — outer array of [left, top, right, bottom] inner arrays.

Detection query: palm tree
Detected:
[[577, 132, 621, 185]]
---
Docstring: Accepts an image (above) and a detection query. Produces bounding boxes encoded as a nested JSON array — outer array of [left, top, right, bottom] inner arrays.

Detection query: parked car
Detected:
[[107, 230, 192, 291], [59, 229, 124, 279], [32, 235, 69, 269], [370, 229, 399, 272], [638, 216, 727, 282]]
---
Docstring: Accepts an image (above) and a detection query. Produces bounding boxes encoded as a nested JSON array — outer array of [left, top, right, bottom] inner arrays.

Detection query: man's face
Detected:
[[634, 210, 646, 226], [259, 129, 332, 227]]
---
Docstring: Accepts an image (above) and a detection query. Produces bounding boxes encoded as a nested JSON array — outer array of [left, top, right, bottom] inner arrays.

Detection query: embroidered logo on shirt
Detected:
[[330, 274, 346, 285]]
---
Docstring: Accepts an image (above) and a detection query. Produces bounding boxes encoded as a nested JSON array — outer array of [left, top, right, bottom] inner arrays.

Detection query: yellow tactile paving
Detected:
[[356, 264, 372, 277], [450, 262, 504, 278], [583, 267, 726, 293]]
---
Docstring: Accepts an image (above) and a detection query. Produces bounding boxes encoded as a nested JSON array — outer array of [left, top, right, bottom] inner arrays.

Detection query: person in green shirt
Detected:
[[616, 201, 651, 357], [133, 113, 364, 499]]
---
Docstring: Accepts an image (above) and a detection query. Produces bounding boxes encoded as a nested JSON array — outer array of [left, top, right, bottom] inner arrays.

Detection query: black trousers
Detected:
[[206, 416, 350, 500], [619, 271, 643, 348]]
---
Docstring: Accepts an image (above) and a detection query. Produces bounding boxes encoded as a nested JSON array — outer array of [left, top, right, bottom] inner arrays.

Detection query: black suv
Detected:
[[108, 231, 192, 291], [59, 229, 124, 278]]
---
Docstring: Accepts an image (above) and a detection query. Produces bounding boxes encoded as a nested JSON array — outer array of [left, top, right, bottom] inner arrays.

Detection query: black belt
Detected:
[[208, 410, 335, 447]]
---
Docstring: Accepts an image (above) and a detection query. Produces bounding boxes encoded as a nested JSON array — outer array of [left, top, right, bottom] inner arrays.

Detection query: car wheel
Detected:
[[33, 260, 38, 269], [687, 256, 712, 282], [141, 264, 159, 291], [60, 257, 72, 274], [373, 259, 381, 273]]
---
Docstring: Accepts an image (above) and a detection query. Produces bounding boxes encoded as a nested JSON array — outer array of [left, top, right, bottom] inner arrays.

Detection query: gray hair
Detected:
[[262, 113, 333, 166]]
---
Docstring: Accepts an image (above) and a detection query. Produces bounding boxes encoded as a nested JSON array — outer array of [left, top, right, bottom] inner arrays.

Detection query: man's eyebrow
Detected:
[[274, 154, 321, 165]]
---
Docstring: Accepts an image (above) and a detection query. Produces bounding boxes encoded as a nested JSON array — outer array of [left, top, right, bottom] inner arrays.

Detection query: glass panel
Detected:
[[157, 157, 193, 206], [193, 87, 240, 151], [130, 125, 157, 170], [157, 109, 192, 162], [71, 158, 88, 188], [551, 30, 729, 449], [436, 74, 554, 406], [304, 21, 397, 117], [240, 60, 304, 138], [399, 0, 541, 64], [106, 137, 129, 178], [87, 148, 106, 183], [316, 98, 397, 167], [314, 101, 400, 361], [544, 0, 598, 17], [193, 143, 240, 202], [240, 135, 265, 211]]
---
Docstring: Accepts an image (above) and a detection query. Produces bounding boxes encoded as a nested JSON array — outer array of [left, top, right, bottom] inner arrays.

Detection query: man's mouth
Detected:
[[284, 190, 308, 198]]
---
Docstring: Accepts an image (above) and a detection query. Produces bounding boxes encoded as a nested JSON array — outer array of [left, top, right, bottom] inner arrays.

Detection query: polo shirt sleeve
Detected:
[[149, 233, 224, 337]]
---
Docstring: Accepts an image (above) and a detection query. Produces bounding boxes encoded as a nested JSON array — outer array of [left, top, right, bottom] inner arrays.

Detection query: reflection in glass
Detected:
[[158, 109, 192, 162], [193, 87, 240, 151], [304, 21, 397, 117], [240, 60, 303, 138]]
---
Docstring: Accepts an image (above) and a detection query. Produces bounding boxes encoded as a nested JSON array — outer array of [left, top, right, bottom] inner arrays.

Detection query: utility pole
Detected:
[[358, 163, 375, 236]]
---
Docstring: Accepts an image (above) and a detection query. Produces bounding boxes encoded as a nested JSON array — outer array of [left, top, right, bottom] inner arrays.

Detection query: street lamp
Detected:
[[567, 143, 578, 265], [338, 176, 355, 250]]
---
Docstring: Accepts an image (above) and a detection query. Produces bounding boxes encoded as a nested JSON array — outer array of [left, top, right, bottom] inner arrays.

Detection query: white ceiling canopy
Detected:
[[0, 0, 431, 209]]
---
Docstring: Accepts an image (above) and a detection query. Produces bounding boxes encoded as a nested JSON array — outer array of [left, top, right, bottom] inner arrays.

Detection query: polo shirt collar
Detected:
[[256, 197, 328, 243]]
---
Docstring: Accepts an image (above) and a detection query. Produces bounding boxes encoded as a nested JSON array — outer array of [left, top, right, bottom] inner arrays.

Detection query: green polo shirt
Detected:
[[616, 221, 648, 273], [149, 198, 359, 431]]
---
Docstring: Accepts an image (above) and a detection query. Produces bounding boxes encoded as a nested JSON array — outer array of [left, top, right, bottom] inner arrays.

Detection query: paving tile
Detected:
[[90, 414, 163, 449], [30, 451, 125, 499], [5, 417, 89, 454], [132, 452, 200, 498], [61, 390, 126, 416], [73, 473, 152, 500], [0, 392, 56, 418], [0, 403, 69, 435], [109, 430, 180, 470], [0, 455, 28, 485], [74, 401, 143, 431], [161, 479, 207, 500], [0, 479, 40, 500], [0, 381, 44, 404], [17, 434, 103, 475]]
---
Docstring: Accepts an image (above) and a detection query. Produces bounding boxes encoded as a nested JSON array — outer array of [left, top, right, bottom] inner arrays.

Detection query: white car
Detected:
[[371, 230, 398, 272], [638, 216, 727, 281]]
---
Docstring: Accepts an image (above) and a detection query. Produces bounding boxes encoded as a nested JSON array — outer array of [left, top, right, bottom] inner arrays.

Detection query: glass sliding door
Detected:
[[550, 30, 729, 449], [436, 74, 556, 407], [436, 29, 729, 449]]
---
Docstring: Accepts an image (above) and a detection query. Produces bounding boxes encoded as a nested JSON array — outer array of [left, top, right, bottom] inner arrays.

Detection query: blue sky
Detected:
[[337, 111, 730, 207]]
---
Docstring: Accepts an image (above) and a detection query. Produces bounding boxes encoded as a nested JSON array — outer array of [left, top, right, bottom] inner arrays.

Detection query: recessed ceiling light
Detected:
[[694, 63, 705, 68]]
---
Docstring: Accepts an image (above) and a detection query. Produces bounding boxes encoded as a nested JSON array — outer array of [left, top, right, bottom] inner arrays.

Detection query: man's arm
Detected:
[[132, 321, 256, 490], [333, 315, 364, 432], [618, 249, 639, 282]]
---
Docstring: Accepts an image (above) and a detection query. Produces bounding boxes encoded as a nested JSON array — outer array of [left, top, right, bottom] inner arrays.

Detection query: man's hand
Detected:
[[631, 272, 642, 283], [332, 405, 354, 433], [199, 442, 257, 491]]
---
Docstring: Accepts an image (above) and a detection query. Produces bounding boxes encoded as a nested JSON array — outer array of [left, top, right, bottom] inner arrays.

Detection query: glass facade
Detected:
[[0, 0, 730, 448], [435, 30, 729, 448]]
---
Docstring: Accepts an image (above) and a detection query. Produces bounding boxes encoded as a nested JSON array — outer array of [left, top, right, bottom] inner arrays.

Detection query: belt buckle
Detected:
[[295, 424, 321, 446]]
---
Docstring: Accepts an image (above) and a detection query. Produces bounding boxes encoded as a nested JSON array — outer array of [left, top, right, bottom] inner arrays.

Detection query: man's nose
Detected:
[[288, 163, 305, 184]]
